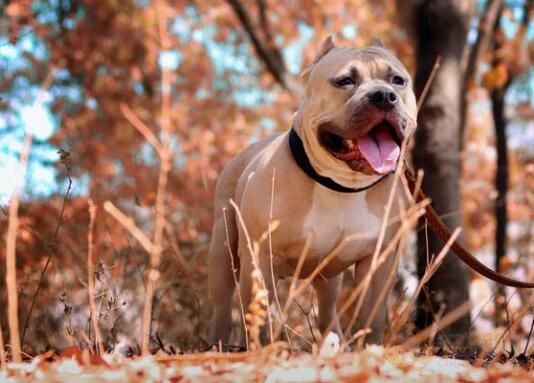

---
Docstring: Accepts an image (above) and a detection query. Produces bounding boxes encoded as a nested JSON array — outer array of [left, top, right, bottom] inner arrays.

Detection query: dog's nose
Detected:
[[369, 89, 398, 111]]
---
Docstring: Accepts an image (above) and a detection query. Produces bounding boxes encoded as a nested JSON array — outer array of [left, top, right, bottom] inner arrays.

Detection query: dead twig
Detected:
[[103, 201, 154, 253], [523, 313, 534, 354], [399, 300, 473, 350], [0, 320, 5, 370], [87, 199, 104, 355], [120, 103, 163, 157], [416, 56, 441, 111], [21, 148, 72, 345], [229, 199, 274, 346], [386, 228, 462, 345]]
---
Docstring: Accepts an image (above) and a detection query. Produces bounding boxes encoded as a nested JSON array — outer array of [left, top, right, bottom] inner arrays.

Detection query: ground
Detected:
[[1, 343, 533, 382]]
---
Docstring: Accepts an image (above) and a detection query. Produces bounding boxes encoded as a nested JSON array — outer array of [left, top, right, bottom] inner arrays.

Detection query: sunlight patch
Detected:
[[21, 102, 54, 141]]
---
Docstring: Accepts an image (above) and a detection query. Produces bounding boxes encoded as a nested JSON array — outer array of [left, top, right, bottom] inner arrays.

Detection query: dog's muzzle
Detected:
[[319, 115, 402, 176]]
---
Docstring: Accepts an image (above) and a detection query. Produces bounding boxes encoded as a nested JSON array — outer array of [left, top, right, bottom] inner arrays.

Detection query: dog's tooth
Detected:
[[346, 140, 354, 149]]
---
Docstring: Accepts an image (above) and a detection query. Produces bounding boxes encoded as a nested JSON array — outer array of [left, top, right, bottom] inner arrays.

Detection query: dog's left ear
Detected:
[[372, 39, 385, 48], [300, 36, 336, 82]]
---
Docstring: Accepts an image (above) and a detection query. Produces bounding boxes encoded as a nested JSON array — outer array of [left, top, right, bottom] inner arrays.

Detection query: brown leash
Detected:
[[404, 168, 534, 288]]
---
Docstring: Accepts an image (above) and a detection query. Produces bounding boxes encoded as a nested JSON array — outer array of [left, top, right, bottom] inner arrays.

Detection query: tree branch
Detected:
[[226, 0, 289, 90], [256, 0, 284, 71]]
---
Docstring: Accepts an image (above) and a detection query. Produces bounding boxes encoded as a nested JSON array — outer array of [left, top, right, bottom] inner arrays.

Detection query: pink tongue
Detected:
[[357, 126, 400, 174]]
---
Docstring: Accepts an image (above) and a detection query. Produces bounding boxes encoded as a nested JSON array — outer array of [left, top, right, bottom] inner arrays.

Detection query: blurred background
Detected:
[[0, 0, 532, 355]]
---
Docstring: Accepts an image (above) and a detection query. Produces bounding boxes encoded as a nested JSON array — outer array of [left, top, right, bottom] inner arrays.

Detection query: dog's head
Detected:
[[294, 37, 417, 189]]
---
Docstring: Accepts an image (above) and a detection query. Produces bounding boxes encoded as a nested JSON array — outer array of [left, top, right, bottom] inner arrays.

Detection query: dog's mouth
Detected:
[[319, 120, 402, 175]]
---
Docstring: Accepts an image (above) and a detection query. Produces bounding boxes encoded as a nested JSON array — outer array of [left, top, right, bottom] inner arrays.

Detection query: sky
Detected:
[[0, 2, 532, 205]]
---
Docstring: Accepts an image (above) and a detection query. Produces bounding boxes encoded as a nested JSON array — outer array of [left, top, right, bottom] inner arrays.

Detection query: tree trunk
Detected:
[[409, 0, 473, 346], [491, 84, 508, 325]]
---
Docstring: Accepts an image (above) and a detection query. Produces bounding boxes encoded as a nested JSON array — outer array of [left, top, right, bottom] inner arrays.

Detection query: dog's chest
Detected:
[[285, 187, 384, 266]]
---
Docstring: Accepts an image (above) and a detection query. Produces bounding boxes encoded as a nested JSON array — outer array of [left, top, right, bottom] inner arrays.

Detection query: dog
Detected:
[[208, 37, 417, 346]]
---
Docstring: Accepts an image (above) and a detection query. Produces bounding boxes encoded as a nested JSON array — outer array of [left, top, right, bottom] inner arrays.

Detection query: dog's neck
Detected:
[[288, 128, 391, 193]]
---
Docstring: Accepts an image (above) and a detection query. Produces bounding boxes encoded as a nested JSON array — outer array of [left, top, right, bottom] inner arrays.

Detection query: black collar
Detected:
[[288, 128, 390, 193]]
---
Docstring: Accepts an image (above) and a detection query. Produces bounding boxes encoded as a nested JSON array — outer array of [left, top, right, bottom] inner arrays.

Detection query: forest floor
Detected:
[[1, 343, 533, 382]]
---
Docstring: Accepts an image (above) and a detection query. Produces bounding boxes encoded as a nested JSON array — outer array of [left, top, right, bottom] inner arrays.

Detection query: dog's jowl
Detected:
[[208, 37, 417, 346]]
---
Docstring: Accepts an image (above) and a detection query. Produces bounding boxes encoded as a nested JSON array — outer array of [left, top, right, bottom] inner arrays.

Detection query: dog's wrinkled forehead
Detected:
[[306, 46, 411, 87]]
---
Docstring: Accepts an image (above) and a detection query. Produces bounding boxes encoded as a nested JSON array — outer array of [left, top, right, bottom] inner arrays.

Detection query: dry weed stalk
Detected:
[[399, 300, 473, 350], [386, 228, 462, 345], [484, 292, 532, 358], [103, 201, 154, 253], [0, 320, 5, 369], [138, 0, 174, 356], [21, 147, 72, 345], [4, 72, 54, 363], [246, 269, 269, 350], [230, 199, 275, 345], [119, 103, 163, 156], [87, 199, 104, 355], [417, 56, 442, 111]]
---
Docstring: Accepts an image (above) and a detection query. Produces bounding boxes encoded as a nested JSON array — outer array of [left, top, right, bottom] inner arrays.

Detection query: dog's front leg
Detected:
[[352, 252, 397, 344], [208, 214, 239, 346], [312, 274, 343, 337]]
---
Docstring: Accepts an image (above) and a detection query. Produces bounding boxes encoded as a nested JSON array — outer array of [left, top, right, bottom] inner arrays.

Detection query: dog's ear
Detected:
[[372, 39, 385, 48], [314, 35, 336, 61], [300, 36, 336, 82]]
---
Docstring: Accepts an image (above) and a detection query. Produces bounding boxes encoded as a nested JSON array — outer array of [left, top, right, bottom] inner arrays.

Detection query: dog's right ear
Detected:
[[300, 36, 336, 82]]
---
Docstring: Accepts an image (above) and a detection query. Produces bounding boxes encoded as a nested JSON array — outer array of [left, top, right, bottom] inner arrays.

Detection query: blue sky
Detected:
[[0, 2, 532, 205]]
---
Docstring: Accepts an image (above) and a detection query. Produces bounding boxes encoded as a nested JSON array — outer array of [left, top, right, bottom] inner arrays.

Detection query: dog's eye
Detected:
[[391, 75, 406, 86], [335, 76, 355, 87]]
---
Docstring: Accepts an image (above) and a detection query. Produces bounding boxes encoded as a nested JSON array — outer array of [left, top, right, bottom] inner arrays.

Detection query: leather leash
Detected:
[[404, 168, 534, 288]]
